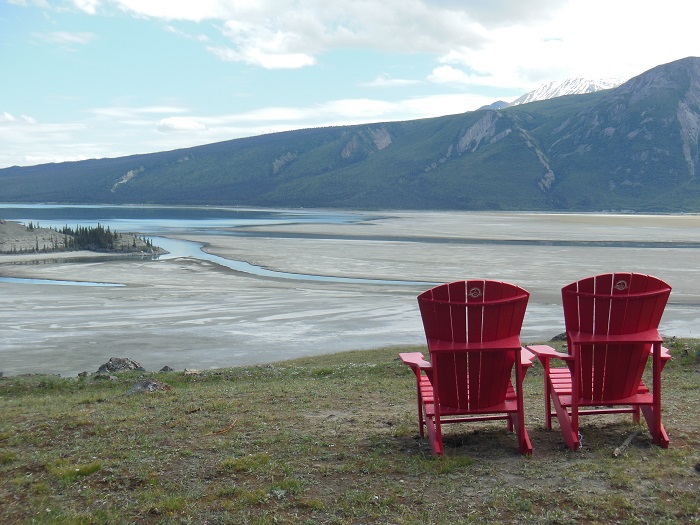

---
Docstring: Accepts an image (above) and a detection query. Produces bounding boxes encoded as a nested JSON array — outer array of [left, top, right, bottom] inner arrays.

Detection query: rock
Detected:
[[78, 371, 88, 378], [184, 369, 202, 376], [124, 379, 172, 396], [549, 333, 568, 342], [96, 357, 145, 374], [159, 366, 174, 372]]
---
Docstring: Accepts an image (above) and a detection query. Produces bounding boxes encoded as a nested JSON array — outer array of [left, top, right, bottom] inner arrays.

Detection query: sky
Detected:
[[1, 1, 699, 169]]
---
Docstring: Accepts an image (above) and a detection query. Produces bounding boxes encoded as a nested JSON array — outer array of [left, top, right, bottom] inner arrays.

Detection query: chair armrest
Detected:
[[660, 346, 671, 361], [526, 345, 572, 361], [399, 352, 432, 370], [520, 347, 536, 367]]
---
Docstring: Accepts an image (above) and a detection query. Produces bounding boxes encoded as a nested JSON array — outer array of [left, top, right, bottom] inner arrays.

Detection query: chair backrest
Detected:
[[417, 280, 529, 410], [562, 272, 671, 402]]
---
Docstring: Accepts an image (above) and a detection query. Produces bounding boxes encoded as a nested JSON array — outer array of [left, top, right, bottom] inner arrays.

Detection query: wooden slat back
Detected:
[[417, 280, 528, 410], [562, 273, 671, 402]]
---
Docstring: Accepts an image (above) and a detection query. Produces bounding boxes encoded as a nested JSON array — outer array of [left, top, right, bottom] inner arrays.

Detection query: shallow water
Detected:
[[0, 276, 124, 287]]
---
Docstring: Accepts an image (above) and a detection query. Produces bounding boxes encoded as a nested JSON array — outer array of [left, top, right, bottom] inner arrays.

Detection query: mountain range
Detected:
[[478, 77, 624, 110], [2, 56, 699, 212]]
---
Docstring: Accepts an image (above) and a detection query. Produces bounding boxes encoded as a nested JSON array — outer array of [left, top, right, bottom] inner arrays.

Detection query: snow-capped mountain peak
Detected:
[[510, 77, 625, 106]]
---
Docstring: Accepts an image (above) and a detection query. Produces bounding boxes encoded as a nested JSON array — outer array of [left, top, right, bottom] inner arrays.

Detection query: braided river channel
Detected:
[[1, 204, 699, 376]]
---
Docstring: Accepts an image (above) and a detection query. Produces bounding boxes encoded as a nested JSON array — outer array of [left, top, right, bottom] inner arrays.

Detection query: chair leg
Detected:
[[632, 405, 641, 423], [545, 375, 553, 430], [644, 344, 669, 448], [510, 412, 533, 455], [424, 415, 443, 455], [551, 391, 580, 450], [417, 401, 425, 438], [415, 374, 426, 438], [513, 362, 532, 455], [640, 405, 670, 448]]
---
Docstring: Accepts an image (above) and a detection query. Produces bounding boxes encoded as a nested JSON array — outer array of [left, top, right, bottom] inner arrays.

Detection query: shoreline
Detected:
[[2, 332, 693, 380]]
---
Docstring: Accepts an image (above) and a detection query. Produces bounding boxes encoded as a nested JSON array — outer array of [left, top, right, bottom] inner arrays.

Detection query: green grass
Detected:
[[1, 339, 699, 524]]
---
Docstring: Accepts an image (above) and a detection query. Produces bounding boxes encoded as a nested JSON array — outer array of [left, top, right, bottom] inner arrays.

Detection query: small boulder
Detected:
[[159, 366, 174, 373], [125, 379, 172, 396], [97, 357, 145, 374]]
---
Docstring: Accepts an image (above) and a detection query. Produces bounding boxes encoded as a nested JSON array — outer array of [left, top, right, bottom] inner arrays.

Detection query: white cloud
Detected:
[[215, 107, 311, 123], [434, 1, 700, 89], [114, 0, 227, 21], [0, 118, 93, 166], [180, 92, 498, 133], [110, 0, 691, 88], [21, 1, 700, 81], [8, 0, 50, 7], [37, 0, 684, 85], [427, 65, 474, 86], [207, 45, 316, 69], [214, 16, 323, 69], [106, 1, 499, 69], [89, 105, 189, 119], [0, 112, 38, 124], [164, 25, 210, 42], [35, 31, 97, 45], [157, 117, 207, 132], [71, 0, 99, 15], [361, 74, 422, 88]]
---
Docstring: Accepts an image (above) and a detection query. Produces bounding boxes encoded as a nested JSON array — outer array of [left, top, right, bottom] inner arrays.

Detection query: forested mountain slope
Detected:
[[2, 57, 699, 212]]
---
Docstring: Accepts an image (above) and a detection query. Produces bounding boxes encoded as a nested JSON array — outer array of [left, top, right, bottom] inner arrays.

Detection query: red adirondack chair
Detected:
[[400, 280, 535, 455], [528, 273, 672, 450]]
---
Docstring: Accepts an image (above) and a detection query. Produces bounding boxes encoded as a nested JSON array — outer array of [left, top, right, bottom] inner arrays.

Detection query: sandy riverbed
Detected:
[[1, 211, 699, 377]]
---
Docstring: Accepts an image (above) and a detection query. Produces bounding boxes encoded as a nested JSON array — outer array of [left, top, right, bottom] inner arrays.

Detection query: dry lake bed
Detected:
[[2, 210, 699, 376]]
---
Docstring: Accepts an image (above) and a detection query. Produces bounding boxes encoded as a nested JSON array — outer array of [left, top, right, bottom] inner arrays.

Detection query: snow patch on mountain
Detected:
[[510, 78, 626, 106]]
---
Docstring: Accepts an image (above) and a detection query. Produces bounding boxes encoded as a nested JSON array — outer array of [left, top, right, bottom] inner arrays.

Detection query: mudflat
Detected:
[[1, 211, 699, 376]]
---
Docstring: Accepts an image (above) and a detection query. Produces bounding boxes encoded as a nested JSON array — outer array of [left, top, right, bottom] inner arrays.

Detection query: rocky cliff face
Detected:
[[521, 57, 700, 204]]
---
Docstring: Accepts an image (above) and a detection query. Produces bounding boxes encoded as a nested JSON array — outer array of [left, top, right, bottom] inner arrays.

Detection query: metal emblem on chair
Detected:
[[615, 280, 629, 291], [468, 287, 483, 298]]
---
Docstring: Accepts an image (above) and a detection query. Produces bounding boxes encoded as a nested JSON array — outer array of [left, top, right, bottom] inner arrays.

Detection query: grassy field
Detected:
[[1, 339, 699, 524]]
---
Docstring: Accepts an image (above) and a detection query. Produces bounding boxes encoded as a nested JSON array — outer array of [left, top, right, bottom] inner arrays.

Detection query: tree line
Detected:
[[11, 222, 156, 254], [57, 223, 153, 251]]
